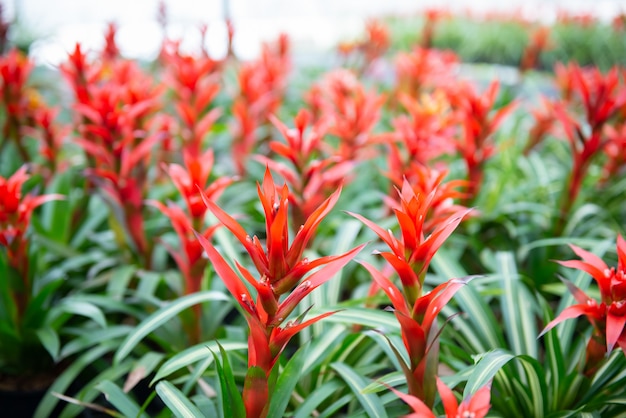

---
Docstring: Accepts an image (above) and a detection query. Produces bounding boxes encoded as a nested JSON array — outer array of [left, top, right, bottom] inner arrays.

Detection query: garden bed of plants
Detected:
[[1, 4, 626, 417]]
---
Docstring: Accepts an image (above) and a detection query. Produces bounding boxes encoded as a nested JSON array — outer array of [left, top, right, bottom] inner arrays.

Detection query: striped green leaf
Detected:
[[153, 340, 246, 383], [497, 251, 538, 357], [331, 362, 388, 418], [464, 349, 515, 400], [156, 381, 206, 418], [114, 291, 229, 364], [96, 380, 148, 418]]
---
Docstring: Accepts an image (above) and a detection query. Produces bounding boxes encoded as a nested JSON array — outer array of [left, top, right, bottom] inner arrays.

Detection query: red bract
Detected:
[[101, 22, 120, 62], [0, 166, 62, 316], [161, 41, 222, 156], [165, 148, 233, 224], [389, 378, 491, 418], [0, 48, 36, 161], [314, 69, 385, 160], [394, 47, 459, 97], [64, 46, 164, 267], [257, 109, 354, 228], [337, 19, 390, 75], [419, 8, 451, 49], [196, 168, 363, 417], [567, 64, 626, 132], [523, 96, 557, 155], [154, 148, 233, 290], [542, 237, 626, 374], [60, 43, 102, 105], [602, 123, 626, 183], [384, 91, 456, 178], [351, 177, 470, 406], [446, 81, 516, 202], [386, 165, 469, 234], [351, 177, 471, 304], [551, 64, 626, 235], [519, 26, 551, 73], [231, 35, 291, 175]]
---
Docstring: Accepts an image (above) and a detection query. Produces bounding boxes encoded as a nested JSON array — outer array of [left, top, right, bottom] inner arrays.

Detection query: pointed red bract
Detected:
[[542, 236, 626, 373]]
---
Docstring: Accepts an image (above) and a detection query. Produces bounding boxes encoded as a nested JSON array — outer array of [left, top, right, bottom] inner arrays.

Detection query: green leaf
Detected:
[[302, 324, 345, 375], [496, 251, 538, 357], [433, 250, 504, 352], [107, 265, 137, 299], [331, 362, 388, 418], [211, 343, 245, 418], [34, 341, 118, 418], [293, 380, 342, 418], [36, 327, 60, 361], [60, 325, 134, 359], [49, 299, 107, 328], [517, 355, 548, 417], [152, 340, 247, 383], [266, 343, 308, 418], [156, 381, 206, 418], [316, 307, 399, 331], [96, 380, 148, 418], [114, 291, 229, 364], [324, 219, 362, 307], [463, 349, 515, 400]]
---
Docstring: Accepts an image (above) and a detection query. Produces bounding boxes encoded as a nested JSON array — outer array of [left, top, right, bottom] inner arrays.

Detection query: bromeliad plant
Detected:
[[542, 236, 626, 375], [196, 168, 364, 417], [4, 10, 626, 418], [0, 166, 63, 375], [351, 173, 472, 408]]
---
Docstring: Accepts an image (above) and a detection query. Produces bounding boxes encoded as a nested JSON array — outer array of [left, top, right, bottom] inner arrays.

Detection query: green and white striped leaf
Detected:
[[331, 362, 388, 418], [152, 340, 247, 383], [114, 291, 229, 364], [464, 349, 515, 400], [96, 380, 148, 418], [497, 251, 538, 357], [156, 381, 206, 418]]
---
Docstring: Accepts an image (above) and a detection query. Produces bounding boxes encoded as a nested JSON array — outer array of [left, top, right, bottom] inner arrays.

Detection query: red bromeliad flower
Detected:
[[384, 91, 456, 181], [523, 96, 557, 155], [196, 168, 363, 417], [601, 123, 626, 183], [419, 8, 451, 49], [519, 26, 551, 74], [149, 151, 233, 343], [257, 109, 354, 228], [0, 48, 37, 161], [0, 166, 62, 317], [351, 177, 470, 406], [394, 47, 459, 98], [313, 69, 385, 160], [230, 34, 291, 175], [151, 148, 234, 292], [542, 236, 626, 374], [161, 41, 222, 156], [62, 45, 164, 267], [446, 81, 516, 202], [389, 378, 492, 418], [385, 165, 469, 235], [551, 65, 626, 234], [351, 177, 471, 303], [337, 19, 390, 75], [165, 149, 234, 226]]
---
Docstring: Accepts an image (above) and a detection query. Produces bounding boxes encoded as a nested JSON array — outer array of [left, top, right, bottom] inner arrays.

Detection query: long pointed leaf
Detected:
[[114, 291, 228, 364], [156, 381, 206, 418]]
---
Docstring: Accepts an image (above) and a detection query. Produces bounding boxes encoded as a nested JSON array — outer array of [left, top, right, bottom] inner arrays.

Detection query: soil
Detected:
[[0, 368, 60, 392]]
